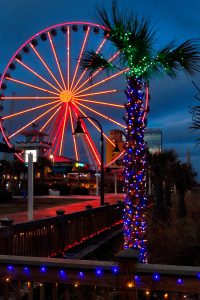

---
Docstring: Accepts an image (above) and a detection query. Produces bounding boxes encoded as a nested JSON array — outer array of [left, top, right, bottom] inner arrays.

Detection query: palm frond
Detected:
[[156, 39, 200, 78], [190, 106, 200, 129], [97, 0, 155, 65], [81, 50, 117, 75]]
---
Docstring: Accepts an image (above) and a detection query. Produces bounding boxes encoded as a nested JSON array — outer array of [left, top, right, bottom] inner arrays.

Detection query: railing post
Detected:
[[115, 248, 139, 300]]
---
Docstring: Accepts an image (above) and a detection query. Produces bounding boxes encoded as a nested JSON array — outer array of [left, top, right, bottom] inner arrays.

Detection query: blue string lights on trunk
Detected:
[[123, 76, 148, 263]]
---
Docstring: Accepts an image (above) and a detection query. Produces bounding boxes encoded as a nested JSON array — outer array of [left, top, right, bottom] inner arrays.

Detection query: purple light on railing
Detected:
[[23, 266, 29, 273], [135, 275, 140, 282], [177, 278, 183, 284], [112, 266, 119, 274], [79, 271, 84, 278], [7, 265, 14, 271], [40, 266, 46, 273], [59, 270, 67, 278], [153, 273, 160, 280], [95, 268, 103, 276]]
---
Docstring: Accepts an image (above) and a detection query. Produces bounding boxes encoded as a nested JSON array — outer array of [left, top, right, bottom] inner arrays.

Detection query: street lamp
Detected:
[[73, 116, 105, 206]]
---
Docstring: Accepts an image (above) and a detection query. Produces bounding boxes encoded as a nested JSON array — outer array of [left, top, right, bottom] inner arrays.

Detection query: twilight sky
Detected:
[[0, 0, 200, 178]]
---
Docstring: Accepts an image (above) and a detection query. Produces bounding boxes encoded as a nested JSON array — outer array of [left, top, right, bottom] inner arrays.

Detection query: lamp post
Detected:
[[25, 149, 37, 220], [74, 116, 104, 206]]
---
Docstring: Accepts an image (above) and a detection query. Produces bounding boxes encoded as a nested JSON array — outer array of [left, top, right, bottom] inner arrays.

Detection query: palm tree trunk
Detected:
[[123, 76, 147, 263]]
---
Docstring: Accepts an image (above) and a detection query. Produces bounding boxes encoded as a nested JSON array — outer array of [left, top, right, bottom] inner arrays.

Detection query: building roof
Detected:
[[20, 129, 48, 136]]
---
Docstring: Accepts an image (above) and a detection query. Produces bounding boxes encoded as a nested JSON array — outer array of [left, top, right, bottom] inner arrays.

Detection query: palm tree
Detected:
[[175, 162, 196, 218], [81, 1, 200, 262], [147, 149, 178, 221]]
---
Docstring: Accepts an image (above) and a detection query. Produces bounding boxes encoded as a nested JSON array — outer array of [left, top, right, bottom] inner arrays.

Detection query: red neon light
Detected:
[[72, 101, 115, 146], [69, 106, 79, 161], [59, 103, 69, 155], [105, 150, 125, 167], [67, 26, 70, 90], [73, 109, 101, 165], [142, 85, 149, 122]]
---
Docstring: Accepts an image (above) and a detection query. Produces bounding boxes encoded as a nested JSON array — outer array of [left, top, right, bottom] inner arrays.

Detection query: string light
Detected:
[[123, 77, 148, 262]]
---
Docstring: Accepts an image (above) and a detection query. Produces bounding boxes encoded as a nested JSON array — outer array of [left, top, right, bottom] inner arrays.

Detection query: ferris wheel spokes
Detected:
[[16, 59, 62, 93], [30, 43, 64, 90], [71, 37, 107, 93], [69, 106, 79, 161], [47, 32, 67, 90], [72, 99, 125, 129], [2, 100, 61, 121], [59, 103, 69, 156], [8, 102, 61, 139], [72, 50, 121, 94], [70, 27, 90, 91], [5, 76, 60, 96], [72, 101, 115, 147]]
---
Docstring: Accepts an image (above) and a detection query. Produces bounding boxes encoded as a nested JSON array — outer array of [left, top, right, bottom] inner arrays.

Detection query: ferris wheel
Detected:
[[0, 21, 146, 167]]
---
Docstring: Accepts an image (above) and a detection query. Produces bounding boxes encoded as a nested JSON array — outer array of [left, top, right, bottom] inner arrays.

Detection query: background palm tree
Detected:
[[147, 149, 178, 221], [175, 162, 196, 218], [81, 1, 200, 262]]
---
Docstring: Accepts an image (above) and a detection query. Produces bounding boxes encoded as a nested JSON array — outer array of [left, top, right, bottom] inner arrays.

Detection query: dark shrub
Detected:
[[71, 186, 89, 195], [51, 183, 71, 195], [34, 184, 50, 196], [0, 190, 13, 202]]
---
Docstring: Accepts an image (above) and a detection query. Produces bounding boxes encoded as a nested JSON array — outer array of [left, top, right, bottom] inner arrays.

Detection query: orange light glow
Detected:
[[60, 90, 73, 102]]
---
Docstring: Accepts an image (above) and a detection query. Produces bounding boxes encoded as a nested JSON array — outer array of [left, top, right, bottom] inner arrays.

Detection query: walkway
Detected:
[[0, 194, 124, 224]]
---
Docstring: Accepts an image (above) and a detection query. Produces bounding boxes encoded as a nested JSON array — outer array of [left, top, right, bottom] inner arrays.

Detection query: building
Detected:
[[144, 129, 162, 153]]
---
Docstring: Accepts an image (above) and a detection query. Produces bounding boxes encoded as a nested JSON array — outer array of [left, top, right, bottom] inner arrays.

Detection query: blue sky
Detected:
[[0, 0, 200, 178]]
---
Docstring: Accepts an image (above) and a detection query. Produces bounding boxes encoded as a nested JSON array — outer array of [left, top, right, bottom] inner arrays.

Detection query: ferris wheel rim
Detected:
[[0, 21, 149, 166]]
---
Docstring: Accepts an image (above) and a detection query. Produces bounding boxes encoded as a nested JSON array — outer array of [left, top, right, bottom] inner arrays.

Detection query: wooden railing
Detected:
[[0, 203, 123, 257], [0, 253, 200, 299]]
